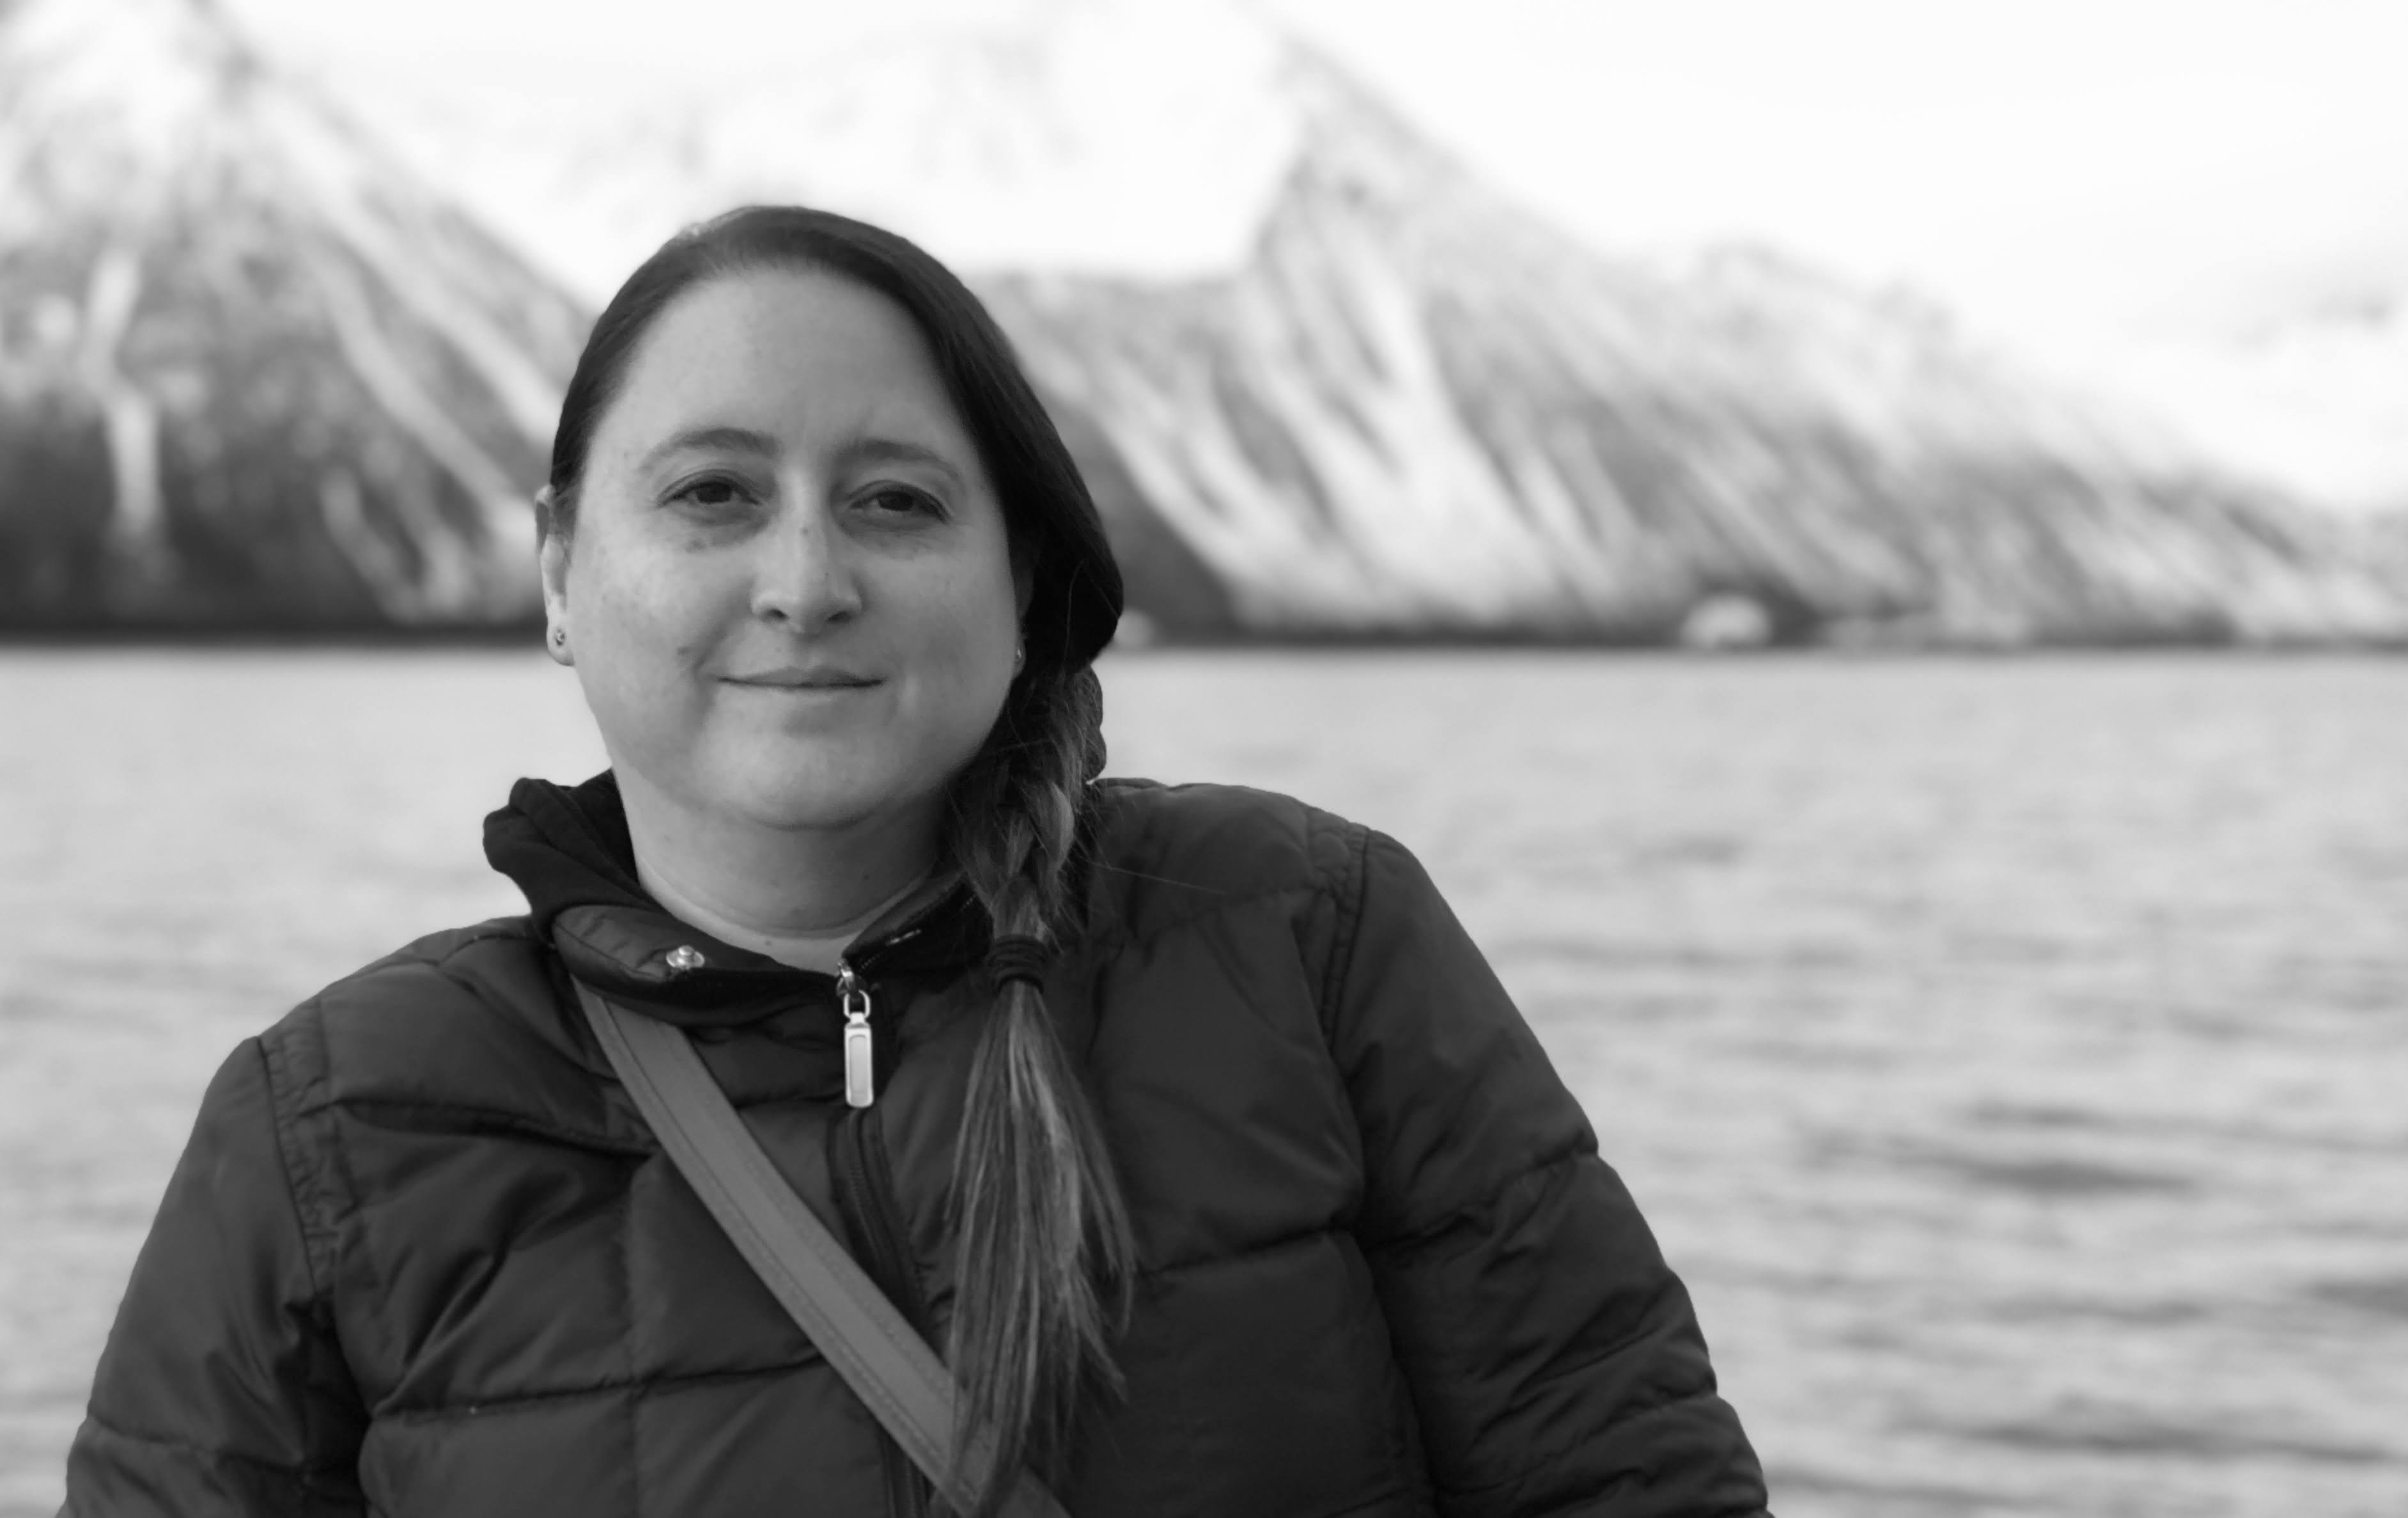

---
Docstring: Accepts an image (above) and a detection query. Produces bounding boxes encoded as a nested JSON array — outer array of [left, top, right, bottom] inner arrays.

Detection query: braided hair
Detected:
[[944, 663, 1135, 1508]]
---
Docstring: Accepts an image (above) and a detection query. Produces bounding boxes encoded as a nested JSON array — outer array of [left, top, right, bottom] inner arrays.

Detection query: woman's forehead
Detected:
[[596, 267, 975, 464]]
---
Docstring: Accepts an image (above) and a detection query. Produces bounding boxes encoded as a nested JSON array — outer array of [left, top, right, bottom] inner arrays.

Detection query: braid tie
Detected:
[[984, 934, 1052, 991]]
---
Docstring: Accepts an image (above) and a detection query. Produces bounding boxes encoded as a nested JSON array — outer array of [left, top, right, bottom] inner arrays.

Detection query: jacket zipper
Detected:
[[837, 958, 876, 1107], [832, 877, 953, 1108], [832, 1093, 935, 1518]]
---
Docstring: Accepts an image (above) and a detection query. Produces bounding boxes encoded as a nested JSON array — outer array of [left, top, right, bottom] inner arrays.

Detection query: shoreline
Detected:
[[1, 627, 2401, 656]]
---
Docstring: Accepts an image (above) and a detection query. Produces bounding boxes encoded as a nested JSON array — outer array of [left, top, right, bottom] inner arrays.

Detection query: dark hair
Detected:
[[545, 207, 1135, 1515]]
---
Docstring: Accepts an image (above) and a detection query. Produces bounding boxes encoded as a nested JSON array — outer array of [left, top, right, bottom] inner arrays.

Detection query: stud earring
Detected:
[[1013, 639, 1026, 675]]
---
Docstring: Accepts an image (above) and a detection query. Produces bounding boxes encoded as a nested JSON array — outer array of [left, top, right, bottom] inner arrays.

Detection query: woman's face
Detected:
[[541, 267, 1021, 837]]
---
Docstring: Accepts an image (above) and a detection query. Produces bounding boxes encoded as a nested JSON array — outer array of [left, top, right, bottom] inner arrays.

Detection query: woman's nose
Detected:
[[749, 505, 865, 630]]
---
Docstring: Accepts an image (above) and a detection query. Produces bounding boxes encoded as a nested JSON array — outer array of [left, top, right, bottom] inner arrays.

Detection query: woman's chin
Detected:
[[704, 756, 945, 836]]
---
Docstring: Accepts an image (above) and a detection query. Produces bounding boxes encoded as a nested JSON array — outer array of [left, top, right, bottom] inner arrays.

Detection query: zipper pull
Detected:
[[837, 960, 874, 1109]]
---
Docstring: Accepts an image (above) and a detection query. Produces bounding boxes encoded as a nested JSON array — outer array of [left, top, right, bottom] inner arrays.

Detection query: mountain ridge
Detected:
[[0, 0, 580, 627], [983, 56, 2408, 644], [3, 0, 2402, 644]]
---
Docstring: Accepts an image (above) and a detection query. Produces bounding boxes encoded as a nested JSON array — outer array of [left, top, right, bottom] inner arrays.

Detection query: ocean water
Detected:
[[2, 648, 2403, 1516]]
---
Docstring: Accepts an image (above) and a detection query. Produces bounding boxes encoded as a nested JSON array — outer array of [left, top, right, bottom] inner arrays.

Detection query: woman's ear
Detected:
[[536, 488, 573, 666]]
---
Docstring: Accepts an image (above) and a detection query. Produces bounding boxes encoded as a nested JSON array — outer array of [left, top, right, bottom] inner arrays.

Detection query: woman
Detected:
[[62, 207, 1769, 1517]]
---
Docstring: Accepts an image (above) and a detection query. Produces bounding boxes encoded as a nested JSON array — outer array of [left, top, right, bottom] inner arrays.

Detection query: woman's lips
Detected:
[[722, 667, 882, 689]]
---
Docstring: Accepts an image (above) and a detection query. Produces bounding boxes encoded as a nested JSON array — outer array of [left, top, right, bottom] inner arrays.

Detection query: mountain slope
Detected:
[[5, 0, 2400, 644], [982, 59, 2408, 644], [0, 0, 582, 627]]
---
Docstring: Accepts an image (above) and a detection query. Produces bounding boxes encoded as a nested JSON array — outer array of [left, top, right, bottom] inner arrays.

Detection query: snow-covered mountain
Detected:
[[4, 0, 2403, 643], [0, 0, 582, 627], [986, 59, 2408, 643]]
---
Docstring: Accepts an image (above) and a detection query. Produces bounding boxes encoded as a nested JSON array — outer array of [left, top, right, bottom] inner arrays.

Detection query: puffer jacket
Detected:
[[62, 774, 1769, 1517]]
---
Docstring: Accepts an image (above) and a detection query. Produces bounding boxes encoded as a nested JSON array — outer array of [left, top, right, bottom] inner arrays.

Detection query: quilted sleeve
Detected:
[[59, 1037, 367, 1517], [1323, 827, 1769, 1517]]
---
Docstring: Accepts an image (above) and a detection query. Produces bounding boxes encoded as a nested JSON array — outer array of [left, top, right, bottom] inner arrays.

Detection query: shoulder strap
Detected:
[[573, 980, 1069, 1518]]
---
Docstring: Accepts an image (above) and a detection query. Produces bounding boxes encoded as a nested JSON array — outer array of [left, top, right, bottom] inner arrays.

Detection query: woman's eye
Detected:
[[858, 485, 944, 520], [668, 476, 750, 511]]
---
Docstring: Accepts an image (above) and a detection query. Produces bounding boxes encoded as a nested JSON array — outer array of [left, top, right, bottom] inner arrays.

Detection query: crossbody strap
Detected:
[[573, 980, 1069, 1518]]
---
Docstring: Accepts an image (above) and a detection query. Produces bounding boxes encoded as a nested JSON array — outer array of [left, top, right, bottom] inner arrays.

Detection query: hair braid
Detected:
[[942, 664, 1135, 1516]]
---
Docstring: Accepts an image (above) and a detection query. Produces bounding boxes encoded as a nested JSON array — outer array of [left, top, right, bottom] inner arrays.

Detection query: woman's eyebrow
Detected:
[[836, 436, 966, 489], [637, 425, 779, 472]]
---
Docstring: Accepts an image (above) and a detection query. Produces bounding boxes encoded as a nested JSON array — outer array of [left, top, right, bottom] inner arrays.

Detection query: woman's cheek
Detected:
[[609, 549, 728, 668]]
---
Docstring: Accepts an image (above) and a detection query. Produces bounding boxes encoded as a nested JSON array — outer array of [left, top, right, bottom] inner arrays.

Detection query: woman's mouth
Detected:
[[722, 666, 882, 690]]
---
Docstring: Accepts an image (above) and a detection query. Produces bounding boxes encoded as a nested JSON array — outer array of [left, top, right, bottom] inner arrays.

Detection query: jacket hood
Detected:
[[483, 772, 981, 1029], [485, 772, 653, 934]]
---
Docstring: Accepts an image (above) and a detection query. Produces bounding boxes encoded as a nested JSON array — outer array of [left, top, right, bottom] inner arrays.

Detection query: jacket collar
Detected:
[[484, 772, 983, 1029]]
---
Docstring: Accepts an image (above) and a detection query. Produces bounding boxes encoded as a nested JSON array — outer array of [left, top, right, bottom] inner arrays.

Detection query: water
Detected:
[[3, 648, 2404, 1516]]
